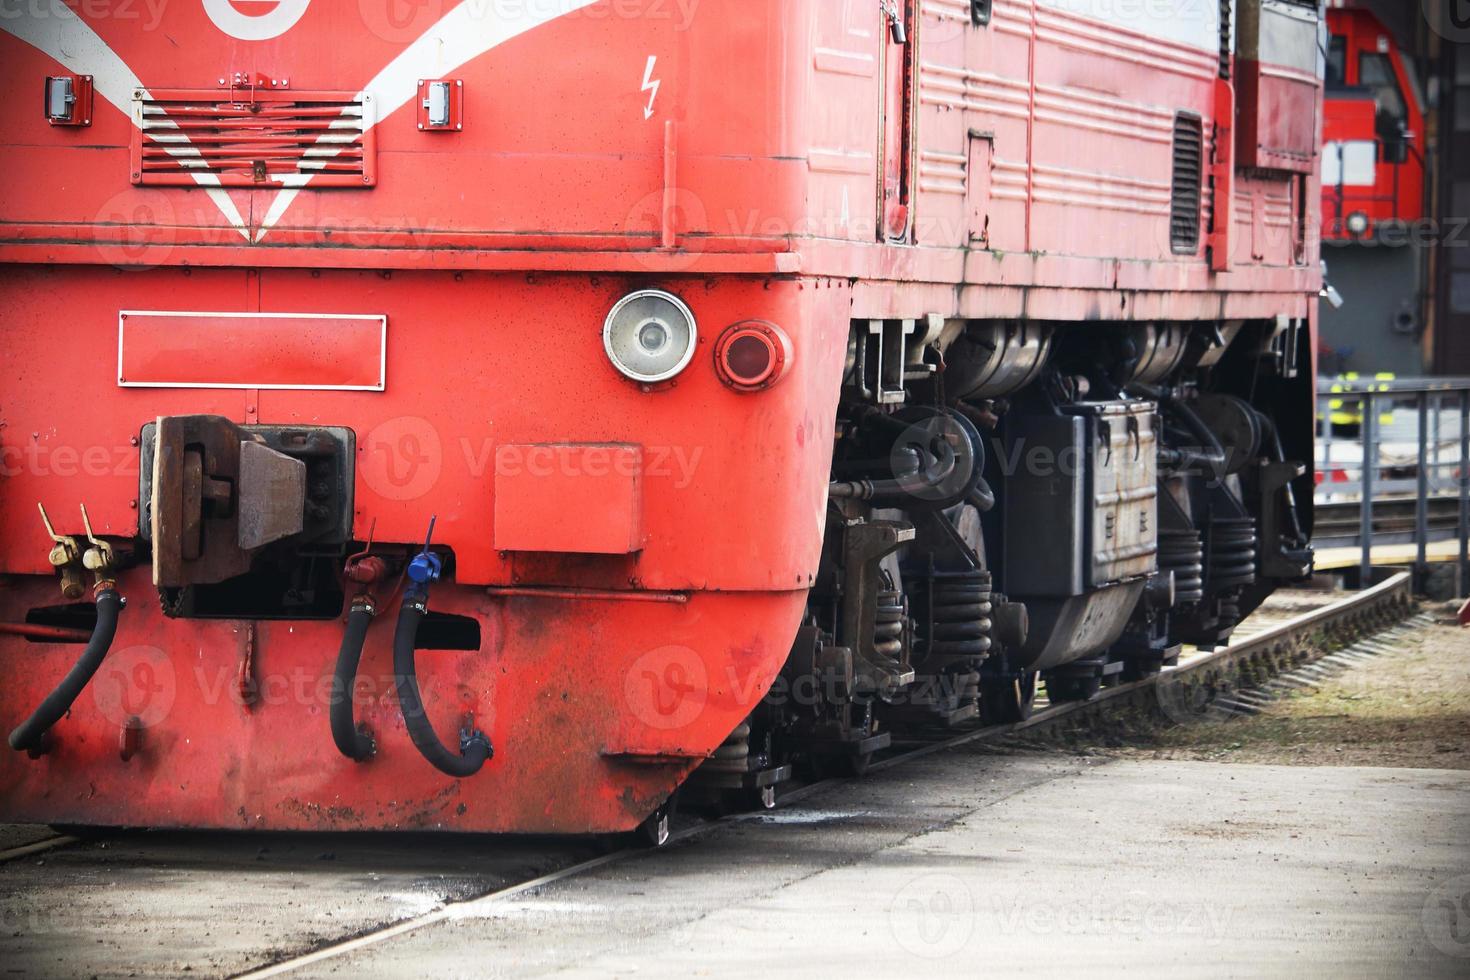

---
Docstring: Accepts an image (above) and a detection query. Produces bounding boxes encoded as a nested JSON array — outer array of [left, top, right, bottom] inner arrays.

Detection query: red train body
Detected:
[[1320, 6, 1426, 241], [0, 0, 1321, 835]]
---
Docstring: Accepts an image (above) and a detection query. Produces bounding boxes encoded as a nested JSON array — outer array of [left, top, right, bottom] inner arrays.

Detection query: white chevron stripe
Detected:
[[2, 0, 250, 240], [255, 0, 602, 242], [3, 0, 600, 246]]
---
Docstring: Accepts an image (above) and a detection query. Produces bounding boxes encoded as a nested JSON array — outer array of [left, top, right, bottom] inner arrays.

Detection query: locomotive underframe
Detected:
[[705, 309, 1316, 794]]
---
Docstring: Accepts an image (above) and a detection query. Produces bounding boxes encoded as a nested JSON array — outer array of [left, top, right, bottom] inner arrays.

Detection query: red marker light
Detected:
[[714, 321, 792, 393]]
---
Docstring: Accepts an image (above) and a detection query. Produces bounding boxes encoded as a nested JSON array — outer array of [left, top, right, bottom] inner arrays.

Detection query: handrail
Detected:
[[1315, 376, 1470, 590]]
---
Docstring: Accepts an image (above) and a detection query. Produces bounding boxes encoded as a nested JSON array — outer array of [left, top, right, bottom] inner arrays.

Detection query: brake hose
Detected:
[[328, 599, 377, 761], [392, 519, 492, 777], [9, 588, 124, 753]]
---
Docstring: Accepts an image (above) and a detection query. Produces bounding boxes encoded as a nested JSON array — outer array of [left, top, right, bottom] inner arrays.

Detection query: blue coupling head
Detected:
[[460, 727, 493, 760], [404, 515, 443, 602]]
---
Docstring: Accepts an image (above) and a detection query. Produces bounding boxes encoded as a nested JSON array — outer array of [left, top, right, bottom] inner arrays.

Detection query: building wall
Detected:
[[1320, 238, 1426, 375]]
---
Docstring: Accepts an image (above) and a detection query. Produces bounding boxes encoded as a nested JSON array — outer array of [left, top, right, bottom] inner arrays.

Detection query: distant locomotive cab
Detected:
[[1321, 6, 1427, 241], [0, 0, 1321, 837]]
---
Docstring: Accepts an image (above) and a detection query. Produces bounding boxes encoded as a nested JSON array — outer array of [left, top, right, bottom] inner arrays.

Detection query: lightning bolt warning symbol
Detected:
[[641, 55, 660, 120]]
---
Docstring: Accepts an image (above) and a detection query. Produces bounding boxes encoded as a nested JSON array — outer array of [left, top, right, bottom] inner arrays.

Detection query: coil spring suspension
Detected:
[[702, 722, 753, 773], [874, 582, 907, 663], [1159, 529, 1205, 605], [1207, 517, 1258, 591], [921, 571, 993, 700]]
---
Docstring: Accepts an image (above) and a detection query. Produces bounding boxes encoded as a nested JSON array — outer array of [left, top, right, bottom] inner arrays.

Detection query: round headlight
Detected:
[[603, 290, 698, 384], [1345, 211, 1370, 236]]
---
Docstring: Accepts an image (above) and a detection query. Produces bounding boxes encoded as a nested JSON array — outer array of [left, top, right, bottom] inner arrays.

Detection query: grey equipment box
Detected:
[[1002, 400, 1158, 597]]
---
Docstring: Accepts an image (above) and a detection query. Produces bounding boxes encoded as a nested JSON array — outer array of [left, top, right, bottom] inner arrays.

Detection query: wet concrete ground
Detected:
[[289, 753, 1470, 980], [0, 830, 603, 978], [3, 606, 1468, 979], [3, 748, 1466, 979]]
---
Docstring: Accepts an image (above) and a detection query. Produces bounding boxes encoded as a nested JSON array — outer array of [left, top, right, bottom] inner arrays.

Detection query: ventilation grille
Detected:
[[1170, 113, 1203, 255], [132, 91, 375, 188], [1218, 0, 1232, 78]]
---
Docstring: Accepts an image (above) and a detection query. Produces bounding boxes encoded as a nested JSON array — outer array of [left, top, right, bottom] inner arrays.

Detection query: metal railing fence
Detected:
[[1316, 376, 1470, 589]]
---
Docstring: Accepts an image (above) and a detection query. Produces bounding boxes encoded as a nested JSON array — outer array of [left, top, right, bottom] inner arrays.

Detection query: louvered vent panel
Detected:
[[1219, 0, 1232, 78], [1170, 113, 1203, 255], [132, 91, 374, 188]]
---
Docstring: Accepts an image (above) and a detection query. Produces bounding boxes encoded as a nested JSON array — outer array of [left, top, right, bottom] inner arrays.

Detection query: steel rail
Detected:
[[0, 834, 76, 864]]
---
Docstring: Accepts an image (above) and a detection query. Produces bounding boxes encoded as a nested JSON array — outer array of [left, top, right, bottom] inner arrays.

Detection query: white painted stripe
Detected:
[[2, 0, 250, 240], [2, 0, 599, 245], [254, 0, 601, 241], [1038, 0, 1220, 55]]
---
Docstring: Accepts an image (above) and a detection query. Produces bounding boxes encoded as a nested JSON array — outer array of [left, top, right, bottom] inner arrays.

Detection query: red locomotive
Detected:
[[0, 0, 1320, 839], [1320, 5, 1426, 241]]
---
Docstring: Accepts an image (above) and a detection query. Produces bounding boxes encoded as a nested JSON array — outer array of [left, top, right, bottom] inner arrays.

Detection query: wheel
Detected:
[[47, 824, 121, 841], [1121, 657, 1163, 683], [841, 751, 875, 777], [633, 798, 674, 848], [980, 671, 1036, 724], [1046, 673, 1101, 703]]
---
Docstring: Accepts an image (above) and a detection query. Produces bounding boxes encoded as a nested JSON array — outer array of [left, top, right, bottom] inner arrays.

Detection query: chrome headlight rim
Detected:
[[602, 289, 699, 385]]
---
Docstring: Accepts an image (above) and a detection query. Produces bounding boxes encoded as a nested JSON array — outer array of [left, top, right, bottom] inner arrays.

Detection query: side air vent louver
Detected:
[[131, 90, 375, 188], [1218, 0, 1232, 78], [1170, 113, 1203, 255]]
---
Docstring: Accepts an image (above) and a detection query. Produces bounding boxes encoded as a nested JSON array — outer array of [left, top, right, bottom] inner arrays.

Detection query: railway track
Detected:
[[221, 572, 1416, 979], [0, 832, 76, 864], [1314, 497, 1463, 548], [0, 573, 1417, 977]]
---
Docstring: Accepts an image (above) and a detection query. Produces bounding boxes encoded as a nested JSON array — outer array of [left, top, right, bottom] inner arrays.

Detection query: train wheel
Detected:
[[1121, 657, 1164, 683], [633, 797, 675, 848], [48, 824, 121, 841], [981, 671, 1036, 724], [1046, 674, 1102, 703]]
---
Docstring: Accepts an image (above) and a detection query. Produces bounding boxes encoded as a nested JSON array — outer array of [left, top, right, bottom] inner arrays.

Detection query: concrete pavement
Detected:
[[294, 748, 1470, 979]]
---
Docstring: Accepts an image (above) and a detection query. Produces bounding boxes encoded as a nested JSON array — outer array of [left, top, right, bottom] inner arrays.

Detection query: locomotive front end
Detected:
[[0, 1, 835, 834], [0, 265, 848, 832]]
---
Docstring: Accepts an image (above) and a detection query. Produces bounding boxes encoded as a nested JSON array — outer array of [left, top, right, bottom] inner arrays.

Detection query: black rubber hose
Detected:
[[1167, 397, 1229, 472], [829, 409, 984, 509], [967, 476, 997, 513], [9, 589, 123, 752], [393, 598, 491, 777], [329, 601, 377, 762], [1133, 384, 1228, 476]]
